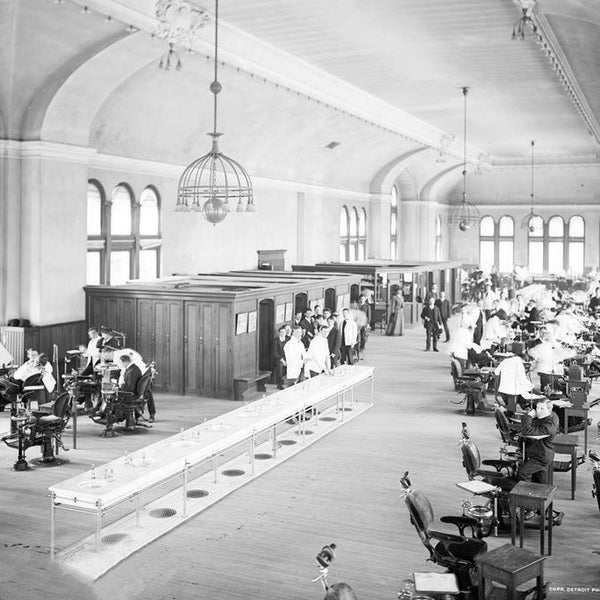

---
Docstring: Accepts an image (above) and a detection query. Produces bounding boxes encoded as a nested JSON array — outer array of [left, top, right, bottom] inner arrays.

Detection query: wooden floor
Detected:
[[1, 328, 600, 600]]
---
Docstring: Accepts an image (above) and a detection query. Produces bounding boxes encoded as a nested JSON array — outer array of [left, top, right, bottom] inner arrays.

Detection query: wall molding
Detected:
[[0, 140, 96, 163]]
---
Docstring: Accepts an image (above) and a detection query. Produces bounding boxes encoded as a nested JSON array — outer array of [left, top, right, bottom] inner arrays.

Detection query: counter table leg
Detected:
[[182, 461, 188, 518], [50, 494, 55, 561], [95, 502, 102, 552], [271, 425, 277, 459]]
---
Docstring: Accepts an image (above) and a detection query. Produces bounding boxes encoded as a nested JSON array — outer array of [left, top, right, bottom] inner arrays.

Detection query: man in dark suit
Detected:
[[420, 296, 443, 352], [299, 308, 315, 349], [271, 326, 287, 389], [119, 355, 142, 394], [435, 291, 451, 342], [327, 316, 342, 368]]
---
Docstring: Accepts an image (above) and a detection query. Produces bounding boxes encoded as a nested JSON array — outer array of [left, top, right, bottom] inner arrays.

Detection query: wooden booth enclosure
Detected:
[[292, 260, 463, 329], [85, 270, 360, 399]]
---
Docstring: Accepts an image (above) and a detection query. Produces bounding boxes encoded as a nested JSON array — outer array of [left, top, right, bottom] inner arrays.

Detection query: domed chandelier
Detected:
[[175, 0, 255, 223], [448, 86, 480, 232]]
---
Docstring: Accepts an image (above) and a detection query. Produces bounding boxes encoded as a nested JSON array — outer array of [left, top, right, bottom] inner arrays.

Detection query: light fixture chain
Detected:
[[462, 86, 469, 202], [212, 0, 219, 136]]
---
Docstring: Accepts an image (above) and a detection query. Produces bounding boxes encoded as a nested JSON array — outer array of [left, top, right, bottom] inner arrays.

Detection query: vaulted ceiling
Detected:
[[1, 0, 599, 191]]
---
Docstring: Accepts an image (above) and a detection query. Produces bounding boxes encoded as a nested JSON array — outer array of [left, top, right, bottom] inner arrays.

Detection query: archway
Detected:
[[324, 288, 336, 312], [258, 299, 275, 373], [294, 293, 308, 315]]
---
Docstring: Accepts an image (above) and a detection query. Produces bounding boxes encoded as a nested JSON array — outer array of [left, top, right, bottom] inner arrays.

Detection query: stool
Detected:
[[509, 481, 556, 556], [551, 433, 579, 500], [478, 543, 545, 600]]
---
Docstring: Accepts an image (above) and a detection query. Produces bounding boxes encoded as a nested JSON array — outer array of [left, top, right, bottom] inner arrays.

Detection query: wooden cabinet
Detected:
[[184, 302, 231, 397], [137, 299, 183, 393]]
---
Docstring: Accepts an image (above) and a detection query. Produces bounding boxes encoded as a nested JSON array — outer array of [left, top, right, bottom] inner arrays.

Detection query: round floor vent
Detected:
[[149, 508, 177, 518]]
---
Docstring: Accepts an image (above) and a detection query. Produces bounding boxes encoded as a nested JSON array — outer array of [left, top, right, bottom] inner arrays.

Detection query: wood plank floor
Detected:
[[1, 327, 600, 600]]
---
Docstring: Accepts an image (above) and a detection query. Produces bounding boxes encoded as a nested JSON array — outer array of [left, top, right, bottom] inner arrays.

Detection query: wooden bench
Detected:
[[233, 371, 271, 401]]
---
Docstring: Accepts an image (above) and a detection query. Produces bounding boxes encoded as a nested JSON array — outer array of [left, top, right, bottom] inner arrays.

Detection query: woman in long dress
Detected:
[[385, 289, 404, 336]]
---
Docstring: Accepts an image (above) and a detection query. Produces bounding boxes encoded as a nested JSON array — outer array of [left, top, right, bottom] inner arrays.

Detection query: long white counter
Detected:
[[49, 365, 374, 567]]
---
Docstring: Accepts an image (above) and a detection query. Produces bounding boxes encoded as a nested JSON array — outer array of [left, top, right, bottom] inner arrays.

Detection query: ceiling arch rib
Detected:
[[419, 163, 463, 204], [40, 32, 163, 146], [22, 31, 129, 141]]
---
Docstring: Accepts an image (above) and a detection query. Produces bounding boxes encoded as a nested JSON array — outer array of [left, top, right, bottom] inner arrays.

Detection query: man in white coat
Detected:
[[340, 308, 358, 365]]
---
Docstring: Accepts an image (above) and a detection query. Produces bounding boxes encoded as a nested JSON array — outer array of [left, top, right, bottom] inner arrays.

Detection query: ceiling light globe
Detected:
[[459, 220, 471, 232], [202, 197, 227, 224]]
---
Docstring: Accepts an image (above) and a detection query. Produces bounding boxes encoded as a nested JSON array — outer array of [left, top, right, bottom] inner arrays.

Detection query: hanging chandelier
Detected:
[[448, 86, 480, 232], [520, 140, 543, 234], [175, 0, 255, 223]]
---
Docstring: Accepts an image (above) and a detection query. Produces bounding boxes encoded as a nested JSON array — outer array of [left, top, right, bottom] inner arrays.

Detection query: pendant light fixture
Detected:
[[175, 0, 255, 223], [520, 140, 542, 233], [448, 86, 480, 232]]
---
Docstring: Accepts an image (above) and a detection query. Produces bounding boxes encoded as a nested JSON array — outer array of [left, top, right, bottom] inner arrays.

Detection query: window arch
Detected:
[[86, 181, 105, 285], [390, 185, 398, 259], [479, 216, 495, 273], [86, 180, 162, 285], [358, 208, 367, 261], [139, 186, 162, 279], [497, 216, 514, 273], [339, 206, 349, 261], [111, 184, 133, 236], [479, 215, 514, 273], [527, 216, 544, 274], [526, 215, 584, 275], [567, 215, 585, 275], [339, 205, 367, 263]]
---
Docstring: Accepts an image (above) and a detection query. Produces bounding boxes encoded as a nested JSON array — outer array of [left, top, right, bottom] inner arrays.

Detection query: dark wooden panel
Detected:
[[201, 303, 216, 393], [168, 301, 184, 394], [216, 303, 231, 394], [184, 301, 201, 394]]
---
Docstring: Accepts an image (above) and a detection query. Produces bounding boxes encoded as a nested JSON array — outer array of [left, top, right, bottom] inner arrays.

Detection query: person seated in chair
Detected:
[[118, 354, 142, 394], [494, 342, 533, 416], [518, 397, 559, 484]]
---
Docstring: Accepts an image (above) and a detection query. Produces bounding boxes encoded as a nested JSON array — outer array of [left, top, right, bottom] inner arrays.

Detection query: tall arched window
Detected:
[[528, 215, 544, 274], [498, 216, 514, 273], [358, 208, 367, 261], [86, 181, 104, 285], [348, 208, 358, 262], [435, 215, 442, 261], [340, 206, 349, 262], [109, 184, 134, 285], [390, 186, 398, 259], [479, 216, 495, 273], [567, 215, 584, 275], [547, 216, 564, 275], [86, 180, 162, 285]]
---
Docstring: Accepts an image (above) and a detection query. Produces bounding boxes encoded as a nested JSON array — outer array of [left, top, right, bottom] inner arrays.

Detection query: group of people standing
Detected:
[[271, 303, 370, 389], [420, 284, 452, 351]]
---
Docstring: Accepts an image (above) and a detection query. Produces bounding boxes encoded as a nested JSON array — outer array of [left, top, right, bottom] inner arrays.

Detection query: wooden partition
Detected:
[[292, 260, 463, 329], [85, 271, 360, 399]]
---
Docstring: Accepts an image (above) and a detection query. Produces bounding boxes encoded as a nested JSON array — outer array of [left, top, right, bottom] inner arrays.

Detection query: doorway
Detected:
[[294, 293, 308, 315], [350, 284, 360, 304], [258, 299, 275, 373], [324, 288, 336, 312]]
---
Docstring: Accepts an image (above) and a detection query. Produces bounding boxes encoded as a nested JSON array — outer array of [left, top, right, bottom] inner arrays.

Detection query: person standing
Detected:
[[327, 316, 342, 368], [386, 288, 404, 336], [340, 308, 358, 365], [494, 342, 533, 415], [283, 326, 306, 386], [435, 291, 451, 342], [299, 308, 315, 349], [271, 326, 287, 390], [357, 295, 371, 355], [305, 326, 333, 377], [420, 296, 443, 352]]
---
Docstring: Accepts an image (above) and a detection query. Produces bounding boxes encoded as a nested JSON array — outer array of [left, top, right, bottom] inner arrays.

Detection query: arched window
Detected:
[[497, 216, 514, 273], [349, 208, 359, 262], [390, 185, 398, 259], [139, 187, 162, 279], [86, 181, 104, 285], [111, 185, 133, 236], [85, 180, 162, 285], [358, 208, 367, 261], [339, 206, 349, 261], [528, 216, 544, 274], [547, 216, 564, 275], [567, 215, 585, 275], [435, 215, 442, 261], [479, 216, 495, 273]]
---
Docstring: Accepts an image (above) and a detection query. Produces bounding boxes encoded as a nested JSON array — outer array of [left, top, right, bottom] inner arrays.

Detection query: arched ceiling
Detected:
[[1, 0, 600, 196]]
